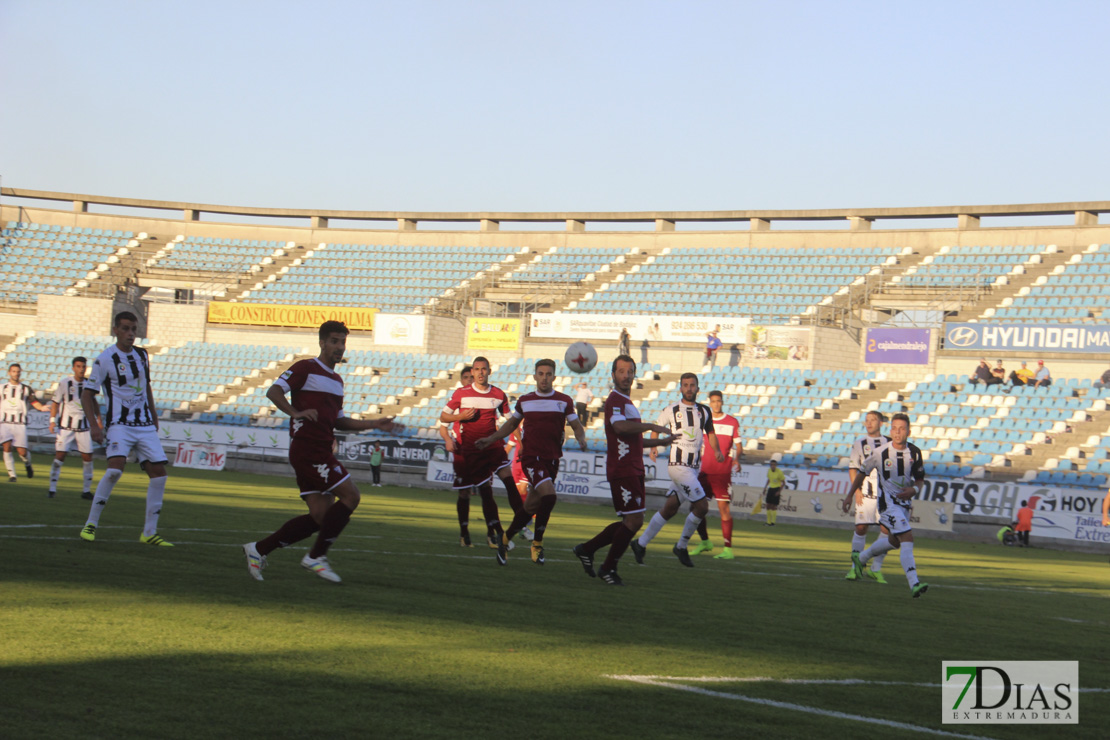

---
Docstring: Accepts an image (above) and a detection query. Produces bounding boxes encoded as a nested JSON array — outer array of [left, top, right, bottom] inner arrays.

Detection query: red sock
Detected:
[[601, 523, 636, 572], [309, 501, 353, 558], [722, 518, 733, 547], [581, 521, 621, 554], [256, 514, 319, 556]]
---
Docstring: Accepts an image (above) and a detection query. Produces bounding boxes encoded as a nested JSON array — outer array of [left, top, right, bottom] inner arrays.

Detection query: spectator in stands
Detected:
[[1009, 361, 1035, 386], [1093, 368, 1110, 390], [705, 326, 722, 367], [370, 442, 383, 487], [968, 359, 999, 387], [1012, 499, 1034, 547], [618, 327, 631, 357], [991, 359, 1007, 384], [574, 382, 593, 425], [1033, 360, 1052, 388]]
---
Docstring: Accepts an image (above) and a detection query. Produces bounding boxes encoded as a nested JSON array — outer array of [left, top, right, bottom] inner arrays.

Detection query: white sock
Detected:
[[900, 541, 919, 587], [143, 476, 168, 537], [49, 459, 63, 492], [82, 461, 94, 492], [86, 468, 122, 527], [851, 532, 866, 553], [19, 451, 30, 466], [677, 512, 702, 548], [2, 451, 14, 479], [860, 536, 895, 565], [872, 549, 887, 571], [638, 511, 669, 547]]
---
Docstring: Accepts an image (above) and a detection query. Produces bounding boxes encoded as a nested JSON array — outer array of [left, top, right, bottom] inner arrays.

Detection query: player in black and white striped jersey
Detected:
[[841, 413, 930, 598], [48, 356, 99, 500], [630, 373, 724, 568], [1, 363, 50, 482], [844, 411, 892, 582]]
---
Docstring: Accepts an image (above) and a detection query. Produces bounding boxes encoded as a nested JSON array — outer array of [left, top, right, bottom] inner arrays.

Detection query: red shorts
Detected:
[[520, 456, 559, 489], [511, 454, 528, 486], [608, 475, 646, 515], [452, 444, 510, 490], [700, 472, 732, 502], [289, 441, 350, 496]]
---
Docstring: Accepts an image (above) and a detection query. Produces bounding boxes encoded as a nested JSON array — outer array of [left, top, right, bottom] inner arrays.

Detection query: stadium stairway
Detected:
[[555, 249, 656, 312], [768, 378, 904, 459], [952, 246, 1075, 322], [225, 243, 310, 302], [71, 235, 162, 299]]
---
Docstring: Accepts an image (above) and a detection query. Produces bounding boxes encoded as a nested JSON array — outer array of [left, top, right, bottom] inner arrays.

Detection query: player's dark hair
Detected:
[[865, 410, 885, 422], [8, 363, 20, 370], [461, 364, 473, 376], [472, 356, 490, 368], [680, 372, 698, 384], [535, 358, 556, 373], [72, 356, 87, 366], [113, 311, 138, 327], [1020, 500, 1027, 507], [708, 390, 723, 400], [891, 412, 910, 427], [319, 320, 349, 340], [611, 354, 635, 374]]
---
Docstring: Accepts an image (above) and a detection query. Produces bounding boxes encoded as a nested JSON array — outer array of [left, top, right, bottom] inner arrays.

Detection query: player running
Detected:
[[841, 413, 929, 598], [476, 358, 587, 565], [572, 354, 674, 586], [1, 362, 50, 482], [629, 373, 724, 568], [79, 312, 172, 546], [49, 356, 99, 499], [242, 321, 398, 583], [844, 410, 891, 582], [688, 389, 743, 559], [437, 365, 484, 546]]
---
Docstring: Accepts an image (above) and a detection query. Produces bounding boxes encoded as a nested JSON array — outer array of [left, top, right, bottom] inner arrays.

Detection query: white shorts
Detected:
[[105, 425, 168, 465], [855, 495, 881, 526], [878, 503, 912, 536], [665, 465, 707, 504], [56, 429, 93, 455], [0, 422, 28, 449]]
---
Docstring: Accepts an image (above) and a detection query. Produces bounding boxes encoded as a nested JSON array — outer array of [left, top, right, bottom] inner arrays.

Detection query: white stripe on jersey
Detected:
[[518, 398, 569, 414], [1, 383, 35, 424], [53, 376, 89, 431]]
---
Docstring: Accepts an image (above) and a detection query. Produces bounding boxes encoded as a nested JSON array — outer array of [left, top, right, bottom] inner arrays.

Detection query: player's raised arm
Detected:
[[336, 415, 399, 434], [475, 414, 521, 450]]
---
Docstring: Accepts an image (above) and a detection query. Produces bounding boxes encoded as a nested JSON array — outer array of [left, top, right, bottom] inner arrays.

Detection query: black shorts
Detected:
[[765, 486, 782, 506]]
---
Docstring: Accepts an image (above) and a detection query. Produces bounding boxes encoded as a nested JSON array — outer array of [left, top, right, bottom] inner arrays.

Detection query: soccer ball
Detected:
[[564, 341, 598, 374]]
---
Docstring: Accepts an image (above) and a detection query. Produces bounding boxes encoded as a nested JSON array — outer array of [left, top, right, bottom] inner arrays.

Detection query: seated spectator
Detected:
[[1094, 367, 1110, 390], [969, 359, 1001, 386], [1033, 360, 1052, 388], [991, 359, 1007, 383], [1009, 361, 1035, 386]]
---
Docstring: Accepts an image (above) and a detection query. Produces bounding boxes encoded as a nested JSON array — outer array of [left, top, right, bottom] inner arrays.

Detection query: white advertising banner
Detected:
[[373, 313, 426, 347], [157, 421, 289, 454], [1027, 509, 1110, 545], [529, 313, 749, 344], [173, 442, 228, 471], [655, 316, 749, 345]]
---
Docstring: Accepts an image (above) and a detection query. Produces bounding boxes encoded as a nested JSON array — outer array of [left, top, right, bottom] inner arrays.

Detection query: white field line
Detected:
[[607, 674, 997, 739], [612, 675, 1108, 693]]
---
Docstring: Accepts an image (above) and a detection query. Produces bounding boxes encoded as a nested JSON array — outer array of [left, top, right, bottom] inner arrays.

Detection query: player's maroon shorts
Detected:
[[452, 444, 510, 490], [511, 455, 528, 486], [700, 472, 732, 502], [289, 440, 350, 496], [608, 475, 647, 515], [519, 456, 559, 489]]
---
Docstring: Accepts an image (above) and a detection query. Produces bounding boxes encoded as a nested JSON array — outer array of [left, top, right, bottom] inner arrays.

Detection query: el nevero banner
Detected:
[[207, 302, 377, 331], [466, 317, 521, 351]]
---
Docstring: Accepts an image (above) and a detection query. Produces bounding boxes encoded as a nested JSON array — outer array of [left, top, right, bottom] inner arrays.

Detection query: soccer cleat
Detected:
[[572, 544, 596, 577], [867, 570, 888, 584], [301, 554, 341, 583], [140, 533, 174, 547], [47, 490, 56, 499], [844, 567, 859, 581], [629, 539, 646, 564], [850, 552, 864, 580], [8, 476, 14, 483], [488, 533, 514, 551], [598, 568, 624, 585], [81, 490, 93, 500], [460, 533, 473, 547], [672, 545, 694, 568], [520, 525, 535, 542], [690, 539, 714, 555], [79, 524, 96, 542], [530, 542, 544, 565], [496, 535, 508, 565], [911, 582, 929, 598], [713, 547, 735, 560], [25, 463, 33, 479], [242, 542, 266, 581]]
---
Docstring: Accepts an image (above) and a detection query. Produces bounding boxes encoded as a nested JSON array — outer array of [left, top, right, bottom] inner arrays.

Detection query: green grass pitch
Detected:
[[1, 464, 1106, 739]]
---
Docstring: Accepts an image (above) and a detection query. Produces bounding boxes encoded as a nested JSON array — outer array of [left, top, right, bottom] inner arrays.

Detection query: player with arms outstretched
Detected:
[[477, 358, 587, 565], [242, 321, 398, 583], [572, 355, 674, 586]]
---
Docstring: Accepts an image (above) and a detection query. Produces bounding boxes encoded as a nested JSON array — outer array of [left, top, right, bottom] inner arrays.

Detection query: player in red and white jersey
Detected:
[[477, 358, 587, 566], [689, 390, 743, 560], [439, 357, 524, 550], [435, 365, 484, 546], [572, 354, 674, 586], [243, 321, 398, 584]]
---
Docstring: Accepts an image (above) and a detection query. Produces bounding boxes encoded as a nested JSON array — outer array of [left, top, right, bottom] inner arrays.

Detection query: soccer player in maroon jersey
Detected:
[[476, 358, 587, 566], [242, 321, 398, 583], [438, 357, 523, 549], [437, 365, 483, 546], [690, 390, 743, 559], [571, 354, 674, 586]]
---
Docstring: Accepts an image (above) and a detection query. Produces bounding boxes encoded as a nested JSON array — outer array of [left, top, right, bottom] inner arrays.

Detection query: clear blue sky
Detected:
[[2, 0, 1107, 214]]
